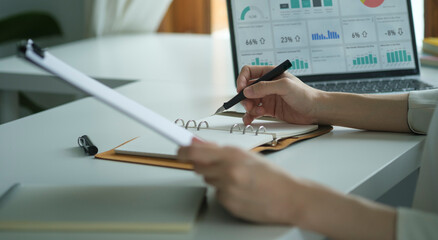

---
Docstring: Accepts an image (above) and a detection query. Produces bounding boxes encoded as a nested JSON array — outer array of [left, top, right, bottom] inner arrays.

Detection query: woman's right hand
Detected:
[[237, 65, 324, 125]]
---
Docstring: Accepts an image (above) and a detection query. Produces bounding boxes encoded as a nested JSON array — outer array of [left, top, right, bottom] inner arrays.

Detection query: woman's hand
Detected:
[[178, 139, 397, 240], [177, 139, 303, 225], [237, 65, 323, 125]]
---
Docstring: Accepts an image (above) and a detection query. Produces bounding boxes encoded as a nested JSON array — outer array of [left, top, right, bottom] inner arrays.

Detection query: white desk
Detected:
[[0, 34, 436, 240], [0, 34, 232, 122]]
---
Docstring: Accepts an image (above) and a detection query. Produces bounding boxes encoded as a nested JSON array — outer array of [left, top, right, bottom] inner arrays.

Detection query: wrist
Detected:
[[312, 90, 335, 125], [288, 179, 397, 240], [283, 176, 317, 226]]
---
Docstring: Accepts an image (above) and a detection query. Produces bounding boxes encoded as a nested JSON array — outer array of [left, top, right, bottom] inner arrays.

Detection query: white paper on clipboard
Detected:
[[19, 40, 195, 147]]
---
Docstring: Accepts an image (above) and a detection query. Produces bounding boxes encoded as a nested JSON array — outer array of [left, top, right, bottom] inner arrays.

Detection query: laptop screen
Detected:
[[227, 0, 420, 83]]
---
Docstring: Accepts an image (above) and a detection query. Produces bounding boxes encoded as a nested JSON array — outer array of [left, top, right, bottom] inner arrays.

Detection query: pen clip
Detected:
[[17, 39, 45, 59], [77, 135, 98, 156], [78, 136, 86, 148], [31, 42, 45, 58]]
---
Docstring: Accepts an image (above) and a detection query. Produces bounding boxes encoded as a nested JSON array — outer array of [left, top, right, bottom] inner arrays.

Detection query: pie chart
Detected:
[[360, 0, 384, 8]]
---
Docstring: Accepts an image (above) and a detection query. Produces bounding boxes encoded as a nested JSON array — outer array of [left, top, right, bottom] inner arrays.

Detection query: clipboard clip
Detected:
[[17, 39, 45, 59]]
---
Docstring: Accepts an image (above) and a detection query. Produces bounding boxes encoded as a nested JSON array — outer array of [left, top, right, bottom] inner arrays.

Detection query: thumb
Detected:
[[243, 79, 290, 99]]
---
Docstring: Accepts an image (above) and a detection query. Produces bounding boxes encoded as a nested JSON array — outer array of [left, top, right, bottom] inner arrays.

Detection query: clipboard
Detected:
[[18, 40, 196, 147]]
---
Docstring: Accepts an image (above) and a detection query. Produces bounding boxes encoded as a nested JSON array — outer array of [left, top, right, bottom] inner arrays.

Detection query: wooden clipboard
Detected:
[[95, 125, 332, 170]]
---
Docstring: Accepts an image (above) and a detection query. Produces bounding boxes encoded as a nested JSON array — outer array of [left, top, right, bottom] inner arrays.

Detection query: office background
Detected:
[[0, 1, 436, 239], [0, 0, 434, 124]]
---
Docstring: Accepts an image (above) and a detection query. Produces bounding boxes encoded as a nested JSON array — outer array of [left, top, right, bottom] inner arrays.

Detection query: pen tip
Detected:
[[214, 106, 225, 115]]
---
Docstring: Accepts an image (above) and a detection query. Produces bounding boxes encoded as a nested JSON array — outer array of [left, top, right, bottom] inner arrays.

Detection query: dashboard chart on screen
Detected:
[[229, 0, 416, 77]]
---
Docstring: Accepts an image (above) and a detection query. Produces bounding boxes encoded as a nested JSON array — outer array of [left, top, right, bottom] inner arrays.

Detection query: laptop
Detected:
[[227, 0, 434, 93]]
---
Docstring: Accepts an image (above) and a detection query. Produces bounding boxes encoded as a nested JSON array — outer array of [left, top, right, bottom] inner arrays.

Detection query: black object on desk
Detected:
[[214, 59, 292, 114], [78, 135, 98, 155]]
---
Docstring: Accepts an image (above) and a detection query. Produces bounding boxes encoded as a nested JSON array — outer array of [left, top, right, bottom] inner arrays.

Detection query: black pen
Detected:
[[78, 135, 98, 155], [214, 60, 292, 114]]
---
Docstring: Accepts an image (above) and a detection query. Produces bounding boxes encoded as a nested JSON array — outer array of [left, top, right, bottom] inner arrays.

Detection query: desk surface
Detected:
[[0, 34, 435, 240], [0, 34, 233, 94]]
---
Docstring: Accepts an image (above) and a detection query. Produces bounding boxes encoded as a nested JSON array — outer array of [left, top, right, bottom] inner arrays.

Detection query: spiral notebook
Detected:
[[114, 113, 319, 159]]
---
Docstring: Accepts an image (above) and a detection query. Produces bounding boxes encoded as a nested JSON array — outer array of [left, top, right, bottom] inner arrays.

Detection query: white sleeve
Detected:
[[397, 208, 438, 240], [408, 89, 438, 134]]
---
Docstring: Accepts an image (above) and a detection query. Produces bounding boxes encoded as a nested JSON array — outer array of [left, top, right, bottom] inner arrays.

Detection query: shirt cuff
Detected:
[[407, 89, 438, 134], [397, 207, 438, 240]]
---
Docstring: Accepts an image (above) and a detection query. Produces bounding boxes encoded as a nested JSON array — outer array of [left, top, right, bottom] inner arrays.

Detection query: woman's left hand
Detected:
[[177, 138, 302, 225]]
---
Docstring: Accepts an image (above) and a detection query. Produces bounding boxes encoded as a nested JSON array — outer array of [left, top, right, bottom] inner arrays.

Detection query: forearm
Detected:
[[291, 180, 396, 240], [314, 91, 410, 132]]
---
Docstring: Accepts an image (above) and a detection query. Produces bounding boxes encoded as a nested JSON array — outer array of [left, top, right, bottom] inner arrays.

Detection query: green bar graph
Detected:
[[302, 0, 311, 8], [290, 59, 309, 70], [353, 54, 378, 66], [290, 0, 331, 8], [251, 58, 271, 66], [291, 0, 300, 8], [386, 50, 412, 63], [323, 0, 333, 6]]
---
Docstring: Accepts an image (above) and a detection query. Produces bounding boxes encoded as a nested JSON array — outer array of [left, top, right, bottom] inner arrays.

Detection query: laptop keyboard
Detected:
[[307, 79, 434, 94]]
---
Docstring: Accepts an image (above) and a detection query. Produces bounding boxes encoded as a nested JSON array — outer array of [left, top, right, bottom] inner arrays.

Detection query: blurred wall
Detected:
[[0, 0, 89, 58]]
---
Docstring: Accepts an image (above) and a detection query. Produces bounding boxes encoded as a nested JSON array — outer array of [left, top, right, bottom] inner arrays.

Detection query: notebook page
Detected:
[[195, 114, 318, 139], [115, 128, 273, 159]]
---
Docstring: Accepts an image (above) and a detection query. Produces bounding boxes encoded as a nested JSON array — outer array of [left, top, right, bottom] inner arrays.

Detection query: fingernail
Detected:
[[192, 137, 203, 144]]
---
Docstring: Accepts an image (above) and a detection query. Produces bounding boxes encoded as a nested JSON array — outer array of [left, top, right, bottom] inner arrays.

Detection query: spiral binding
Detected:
[[174, 119, 267, 136], [174, 119, 209, 131], [174, 118, 277, 146]]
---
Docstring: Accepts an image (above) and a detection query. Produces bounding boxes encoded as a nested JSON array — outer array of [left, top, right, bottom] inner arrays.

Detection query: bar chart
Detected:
[[323, 0, 333, 6], [286, 0, 333, 8], [379, 43, 415, 69], [312, 30, 340, 40], [250, 57, 273, 66], [386, 49, 412, 63], [290, 59, 310, 70], [353, 54, 378, 66], [276, 50, 311, 75]]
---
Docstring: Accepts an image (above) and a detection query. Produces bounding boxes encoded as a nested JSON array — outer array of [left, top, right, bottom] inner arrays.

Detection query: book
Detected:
[[115, 112, 319, 159], [0, 184, 206, 232], [420, 53, 438, 68], [423, 37, 438, 56]]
